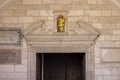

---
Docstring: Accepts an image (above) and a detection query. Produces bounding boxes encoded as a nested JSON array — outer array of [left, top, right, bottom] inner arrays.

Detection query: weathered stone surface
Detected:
[[0, 10, 13, 16], [0, 49, 21, 64], [6, 72, 27, 79], [88, 0, 96, 4], [68, 10, 84, 16], [23, 0, 41, 4], [85, 10, 102, 16], [19, 17, 33, 23], [27, 10, 40, 16], [95, 68, 112, 75], [0, 0, 120, 80], [95, 76, 103, 80], [15, 65, 27, 72], [0, 29, 21, 45], [102, 49, 120, 62], [72, 0, 87, 4], [3, 17, 18, 23], [42, 0, 72, 4], [104, 76, 119, 80], [102, 10, 112, 16], [0, 65, 14, 72]]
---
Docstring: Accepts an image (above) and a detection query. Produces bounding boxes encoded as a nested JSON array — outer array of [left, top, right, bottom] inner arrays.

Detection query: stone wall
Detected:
[[0, 38, 28, 80], [0, 0, 120, 80]]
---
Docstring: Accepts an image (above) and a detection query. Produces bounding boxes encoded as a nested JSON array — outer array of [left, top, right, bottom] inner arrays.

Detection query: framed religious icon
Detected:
[[57, 15, 65, 32]]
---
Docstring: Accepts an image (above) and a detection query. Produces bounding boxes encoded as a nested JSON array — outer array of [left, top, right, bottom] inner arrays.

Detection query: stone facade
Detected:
[[0, 0, 120, 80]]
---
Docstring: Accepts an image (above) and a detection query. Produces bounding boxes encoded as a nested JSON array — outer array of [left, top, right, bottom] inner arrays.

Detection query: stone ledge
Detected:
[[25, 35, 98, 43]]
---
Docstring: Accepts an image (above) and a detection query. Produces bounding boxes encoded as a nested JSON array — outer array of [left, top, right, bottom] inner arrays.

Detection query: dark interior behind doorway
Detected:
[[36, 53, 85, 80]]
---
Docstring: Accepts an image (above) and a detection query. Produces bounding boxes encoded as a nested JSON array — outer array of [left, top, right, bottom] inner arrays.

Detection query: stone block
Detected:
[[33, 17, 48, 22], [72, 0, 87, 4], [88, 0, 96, 4], [85, 10, 102, 16], [95, 57, 101, 64], [68, 17, 81, 21], [96, 35, 104, 41], [1, 10, 13, 16], [0, 49, 21, 64], [103, 68, 112, 75], [112, 10, 120, 16], [95, 76, 103, 80], [6, 72, 27, 79], [3, 17, 18, 23], [19, 17, 33, 23], [104, 35, 113, 41], [0, 65, 14, 72], [117, 24, 120, 29], [115, 42, 120, 47], [113, 36, 120, 41], [27, 10, 40, 16], [95, 64, 106, 68], [0, 73, 6, 78], [102, 49, 120, 62], [42, 0, 72, 4], [95, 68, 103, 75], [102, 10, 112, 16], [21, 59, 27, 64], [0, 29, 21, 45], [15, 65, 27, 72], [0, 17, 2, 23], [48, 17, 54, 20], [106, 17, 120, 24], [99, 42, 115, 47], [94, 48, 101, 57], [89, 17, 102, 23], [23, 0, 41, 4], [104, 76, 119, 80], [13, 10, 27, 16], [103, 23, 117, 30], [68, 10, 84, 16], [22, 38, 28, 48], [0, 79, 6, 80], [81, 17, 89, 22], [105, 63, 120, 68], [6, 79, 27, 80], [112, 68, 120, 75], [92, 23, 103, 29], [96, 0, 105, 4], [90, 5, 109, 10], [40, 10, 54, 16], [22, 49, 28, 59], [49, 5, 90, 10], [113, 30, 120, 34]]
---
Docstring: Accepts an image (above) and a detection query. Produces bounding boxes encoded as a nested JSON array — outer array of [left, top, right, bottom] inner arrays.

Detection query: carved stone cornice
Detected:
[[24, 21, 99, 46]]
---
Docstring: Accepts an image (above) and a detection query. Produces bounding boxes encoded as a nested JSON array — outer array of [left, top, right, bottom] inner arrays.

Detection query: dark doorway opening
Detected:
[[36, 53, 85, 80]]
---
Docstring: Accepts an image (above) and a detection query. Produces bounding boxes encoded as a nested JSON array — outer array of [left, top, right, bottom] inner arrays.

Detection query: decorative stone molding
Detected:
[[24, 20, 97, 80], [24, 20, 99, 44], [28, 44, 94, 80]]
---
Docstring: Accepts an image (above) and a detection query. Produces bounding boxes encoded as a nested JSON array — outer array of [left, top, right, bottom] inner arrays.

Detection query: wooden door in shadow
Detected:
[[36, 53, 85, 80]]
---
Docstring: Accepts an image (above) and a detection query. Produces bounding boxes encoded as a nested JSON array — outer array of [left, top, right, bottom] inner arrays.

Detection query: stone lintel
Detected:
[[25, 35, 98, 42]]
